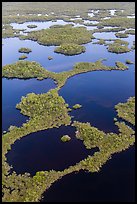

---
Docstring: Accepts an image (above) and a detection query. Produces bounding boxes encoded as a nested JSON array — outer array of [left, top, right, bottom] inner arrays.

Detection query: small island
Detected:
[[108, 43, 130, 54], [48, 56, 53, 60], [115, 32, 128, 38], [19, 55, 28, 60], [115, 61, 128, 70], [18, 47, 32, 53], [125, 59, 134, 64], [72, 104, 82, 109], [61, 135, 71, 142], [54, 43, 86, 55], [27, 24, 38, 28]]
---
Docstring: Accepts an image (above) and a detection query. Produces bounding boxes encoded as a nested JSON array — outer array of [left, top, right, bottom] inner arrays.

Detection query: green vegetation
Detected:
[[61, 135, 71, 142], [99, 17, 135, 29], [2, 24, 22, 38], [115, 32, 128, 38], [2, 95, 135, 202], [93, 39, 106, 45], [19, 25, 94, 46], [2, 59, 130, 90], [115, 97, 135, 125], [54, 43, 86, 55], [114, 39, 129, 45], [19, 55, 28, 60], [18, 47, 32, 53], [72, 104, 82, 109], [108, 42, 130, 54], [115, 61, 128, 70], [2, 61, 48, 79], [16, 89, 71, 130], [125, 59, 134, 64], [125, 29, 135, 35], [131, 41, 135, 50], [27, 24, 37, 28]]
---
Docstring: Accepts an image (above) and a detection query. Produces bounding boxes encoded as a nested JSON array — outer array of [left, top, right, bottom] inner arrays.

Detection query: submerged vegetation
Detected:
[[54, 43, 86, 55], [61, 135, 71, 142]]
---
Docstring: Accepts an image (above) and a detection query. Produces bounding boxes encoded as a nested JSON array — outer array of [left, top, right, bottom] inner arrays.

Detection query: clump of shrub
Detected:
[[27, 24, 37, 28], [54, 43, 86, 55], [19, 55, 28, 60], [18, 47, 32, 53], [125, 59, 134, 64], [61, 135, 71, 142], [73, 104, 82, 109]]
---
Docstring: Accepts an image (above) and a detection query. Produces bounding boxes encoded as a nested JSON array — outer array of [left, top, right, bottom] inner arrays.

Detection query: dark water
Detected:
[[42, 146, 135, 202], [6, 126, 98, 176], [2, 21, 135, 202], [59, 67, 135, 133], [2, 78, 56, 131]]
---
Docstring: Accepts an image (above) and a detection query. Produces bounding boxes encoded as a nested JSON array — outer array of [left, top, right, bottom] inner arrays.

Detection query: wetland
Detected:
[[2, 2, 135, 202]]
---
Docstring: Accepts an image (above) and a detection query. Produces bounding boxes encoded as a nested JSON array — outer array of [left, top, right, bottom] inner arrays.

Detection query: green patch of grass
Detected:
[[54, 43, 86, 55]]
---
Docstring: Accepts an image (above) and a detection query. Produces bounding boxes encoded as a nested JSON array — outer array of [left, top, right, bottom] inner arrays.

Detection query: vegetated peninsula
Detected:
[[115, 97, 135, 125], [2, 59, 128, 90]]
